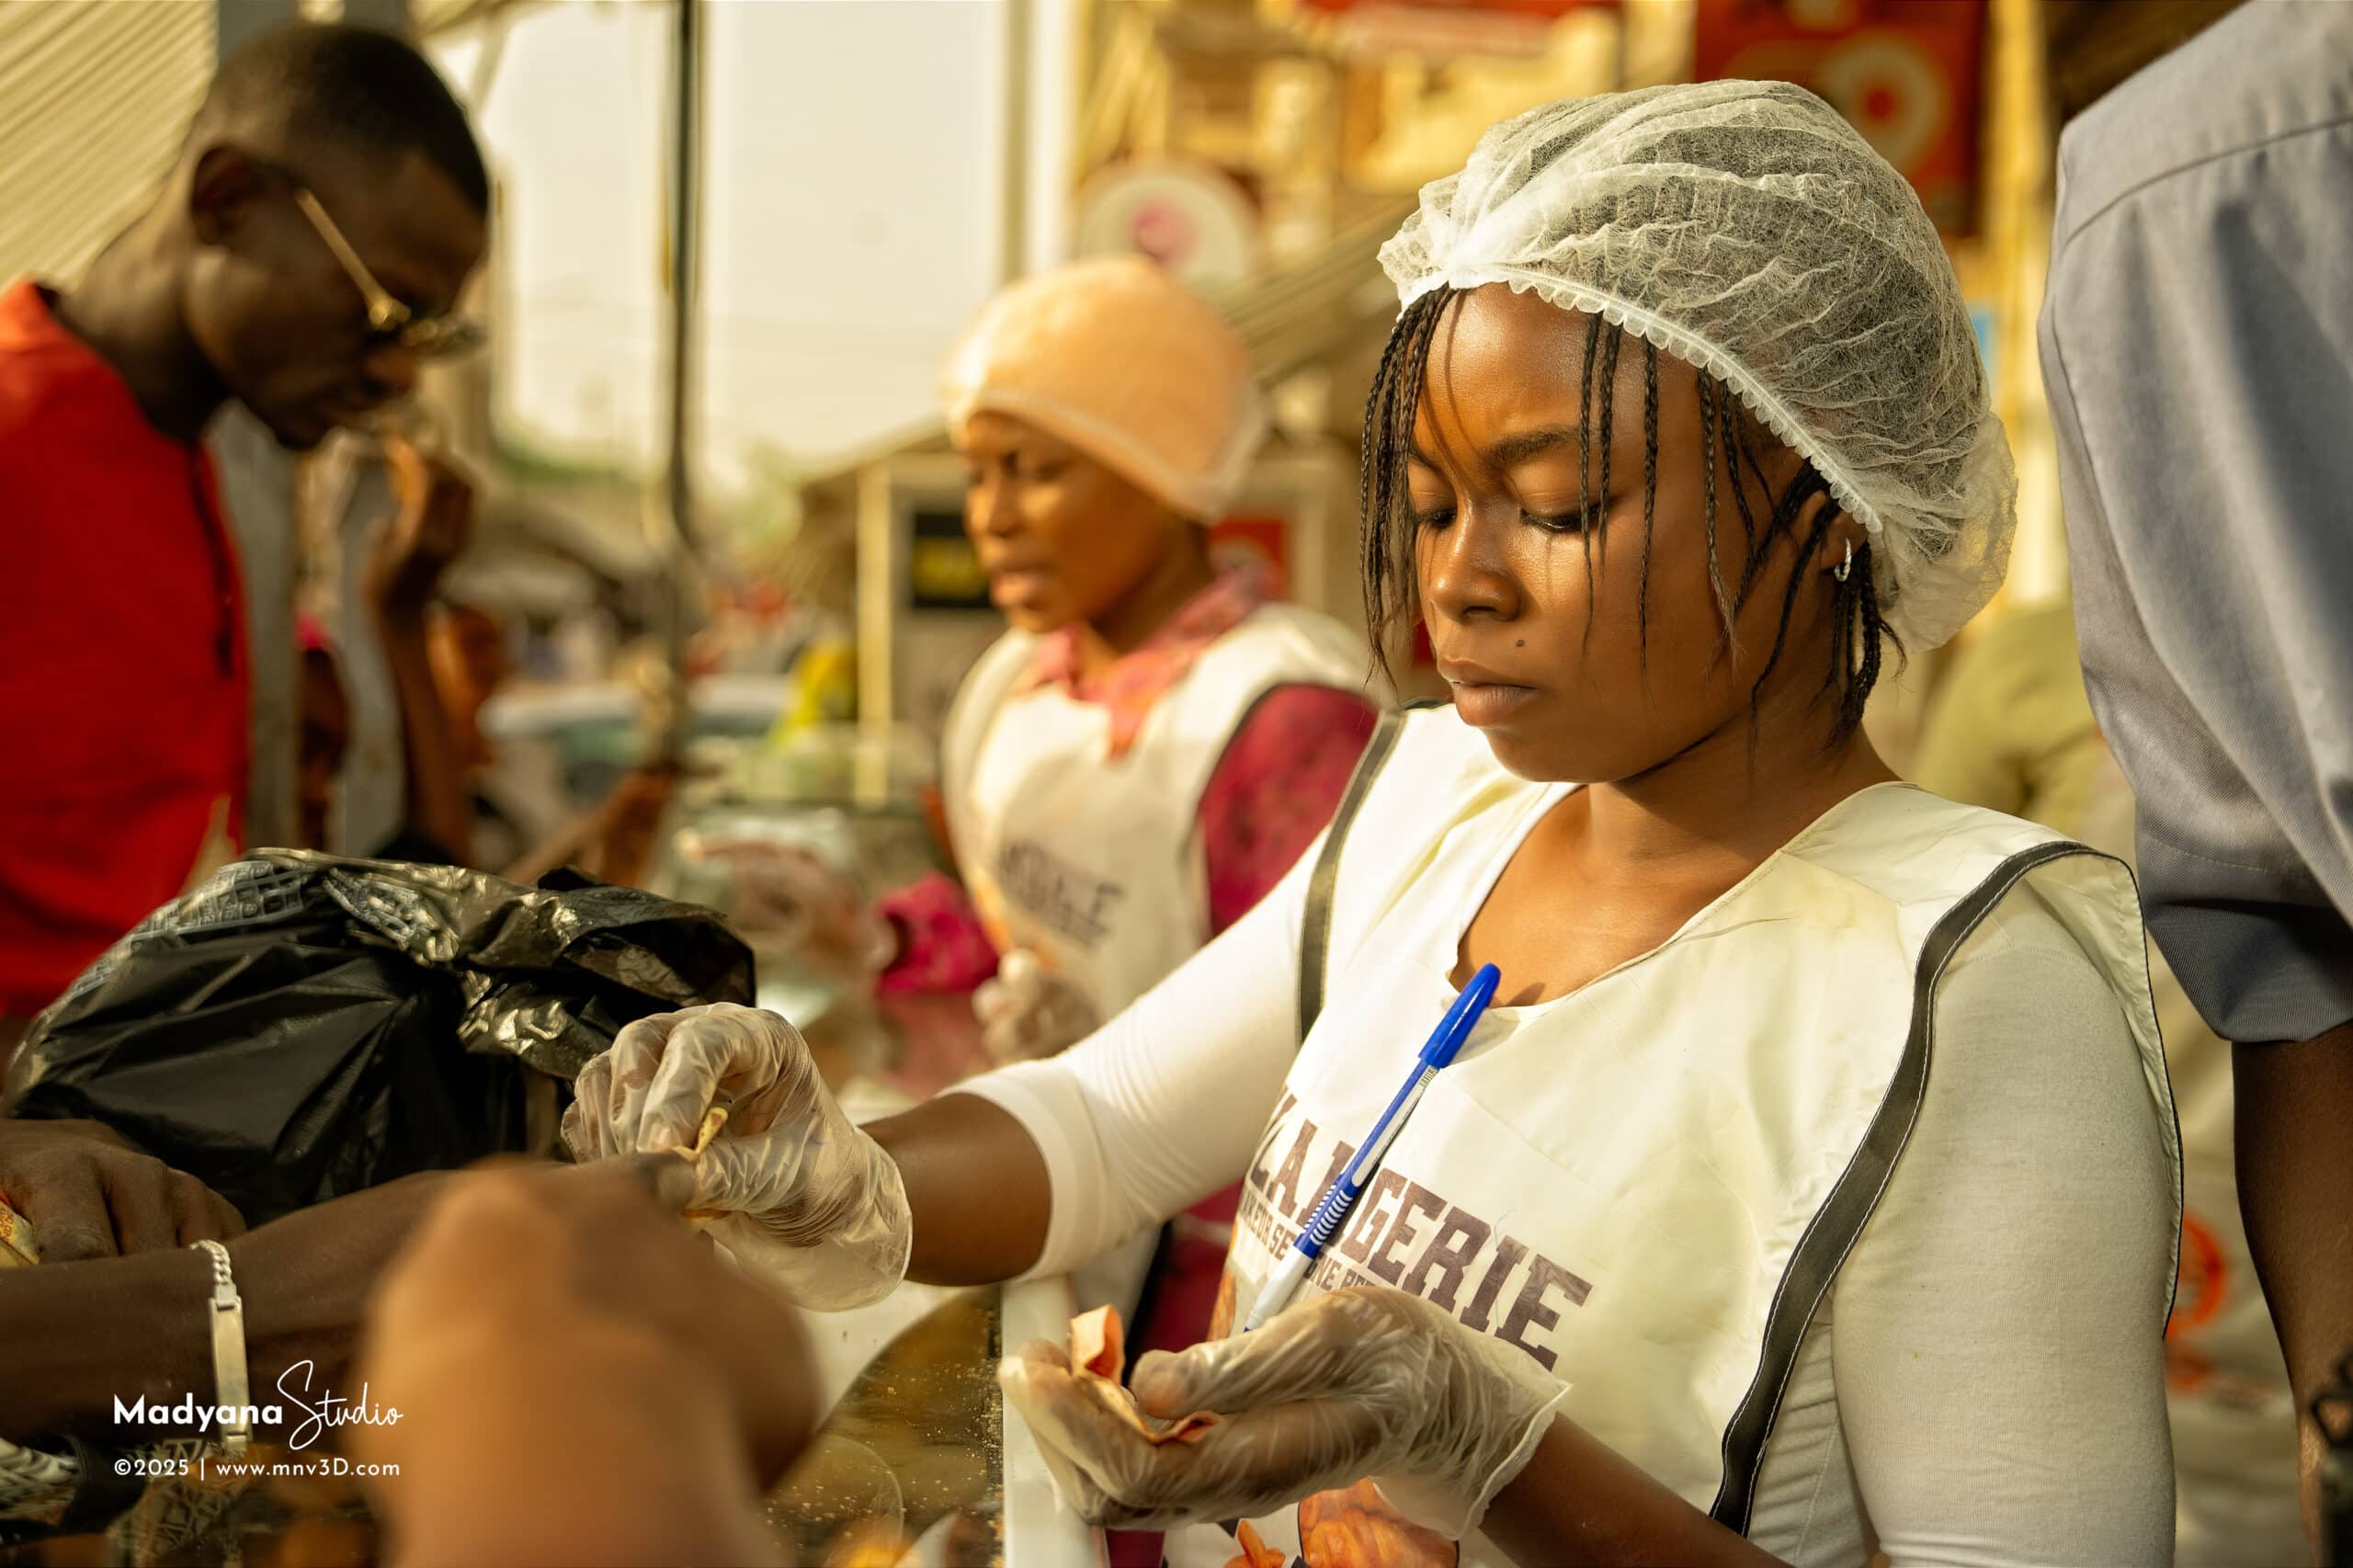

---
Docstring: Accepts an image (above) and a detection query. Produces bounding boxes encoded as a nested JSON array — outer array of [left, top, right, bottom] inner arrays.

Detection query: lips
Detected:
[[1436, 655, 1541, 726], [986, 564, 1055, 609], [1435, 656, 1528, 687]]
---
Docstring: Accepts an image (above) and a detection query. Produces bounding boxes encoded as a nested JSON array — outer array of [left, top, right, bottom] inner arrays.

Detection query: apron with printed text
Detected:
[[944, 605, 1370, 1315], [942, 604, 1368, 1022], [1166, 708, 2179, 1568]]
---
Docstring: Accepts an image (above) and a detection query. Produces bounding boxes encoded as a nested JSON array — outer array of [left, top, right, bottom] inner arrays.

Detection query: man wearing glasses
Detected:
[[0, 24, 489, 1045]]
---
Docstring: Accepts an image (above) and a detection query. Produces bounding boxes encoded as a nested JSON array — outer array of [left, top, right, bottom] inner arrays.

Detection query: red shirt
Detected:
[[0, 280, 248, 1017]]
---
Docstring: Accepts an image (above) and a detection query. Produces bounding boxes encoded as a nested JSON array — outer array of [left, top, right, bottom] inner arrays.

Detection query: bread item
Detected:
[[1222, 1520, 1286, 1568], [685, 1106, 729, 1158], [1071, 1303, 1122, 1380], [1066, 1304, 1217, 1446], [677, 1107, 730, 1224]]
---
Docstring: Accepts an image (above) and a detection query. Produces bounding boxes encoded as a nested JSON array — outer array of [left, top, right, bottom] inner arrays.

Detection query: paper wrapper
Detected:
[[1068, 1304, 1217, 1445], [0, 1199, 37, 1267]]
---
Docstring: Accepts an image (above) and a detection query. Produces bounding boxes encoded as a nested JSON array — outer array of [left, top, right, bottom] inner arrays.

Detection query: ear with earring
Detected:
[[1833, 537, 1854, 583]]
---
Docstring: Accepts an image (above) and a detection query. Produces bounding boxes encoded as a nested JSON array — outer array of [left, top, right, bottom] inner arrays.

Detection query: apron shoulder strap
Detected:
[[1296, 699, 1443, 1045], [1706, 837, 2103, 1533]]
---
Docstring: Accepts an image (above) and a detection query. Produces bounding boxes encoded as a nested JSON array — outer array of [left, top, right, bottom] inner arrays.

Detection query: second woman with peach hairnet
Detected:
[[658, 258, 1382, 1339], [932, 256, 1380, 1056], [927, 256, 1381, 1337]]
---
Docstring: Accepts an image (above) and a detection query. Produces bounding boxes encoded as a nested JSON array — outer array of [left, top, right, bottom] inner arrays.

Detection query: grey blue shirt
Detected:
[[2040, 0, 2353, 1044]]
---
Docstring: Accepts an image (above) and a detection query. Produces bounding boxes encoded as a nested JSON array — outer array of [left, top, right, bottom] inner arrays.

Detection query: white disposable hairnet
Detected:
[[1381, 80, 2014, 652], [940, 256, 1265, 522]]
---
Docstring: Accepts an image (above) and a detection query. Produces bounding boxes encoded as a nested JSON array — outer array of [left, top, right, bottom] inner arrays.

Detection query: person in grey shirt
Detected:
[[2040, 0, 2353, 1535]]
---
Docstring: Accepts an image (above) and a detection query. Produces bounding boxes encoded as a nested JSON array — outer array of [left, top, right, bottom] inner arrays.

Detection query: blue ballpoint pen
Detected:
[[1239, 962, 1502, 1333]]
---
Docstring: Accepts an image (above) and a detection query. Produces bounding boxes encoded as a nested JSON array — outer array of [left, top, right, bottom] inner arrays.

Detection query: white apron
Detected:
[[1166, 705, 2180, 1568], [944, 603, 1370, 1315], [941, 602, 1370, 1023]]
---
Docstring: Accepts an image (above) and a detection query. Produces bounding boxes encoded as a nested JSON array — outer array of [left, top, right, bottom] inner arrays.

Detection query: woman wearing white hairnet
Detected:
[[571, 84, 2178, 1565]]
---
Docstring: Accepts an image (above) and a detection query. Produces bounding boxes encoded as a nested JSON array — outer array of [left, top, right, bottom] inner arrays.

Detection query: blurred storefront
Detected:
[[0, 0, 2253, 846]]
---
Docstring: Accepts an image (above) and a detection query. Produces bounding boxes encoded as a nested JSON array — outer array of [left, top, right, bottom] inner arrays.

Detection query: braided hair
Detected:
[[1360, 288, 1895, 747]]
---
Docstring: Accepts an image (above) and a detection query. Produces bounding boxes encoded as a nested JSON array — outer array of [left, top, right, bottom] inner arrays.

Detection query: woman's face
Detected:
[[1410, 284, 1852, 784], [960, 411, 1192, 636]]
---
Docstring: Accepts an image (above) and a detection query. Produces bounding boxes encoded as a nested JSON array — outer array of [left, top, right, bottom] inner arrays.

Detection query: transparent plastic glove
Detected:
[[972, 949, 1101, 1062], [562, 1004, 911, 1310], [998, 1286, 1565, 1537]]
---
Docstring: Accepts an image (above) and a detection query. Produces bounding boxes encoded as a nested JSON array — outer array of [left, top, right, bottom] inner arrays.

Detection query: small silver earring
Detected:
[[1834, 539, 1853, 583]]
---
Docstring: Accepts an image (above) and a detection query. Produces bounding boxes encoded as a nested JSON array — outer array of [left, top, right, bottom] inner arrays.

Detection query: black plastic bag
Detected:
[[6, 850, 752, 1224]]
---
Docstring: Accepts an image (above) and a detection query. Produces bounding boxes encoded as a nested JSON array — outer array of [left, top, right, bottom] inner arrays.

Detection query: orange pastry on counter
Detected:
[[1297, 1479, 1457, 1568]]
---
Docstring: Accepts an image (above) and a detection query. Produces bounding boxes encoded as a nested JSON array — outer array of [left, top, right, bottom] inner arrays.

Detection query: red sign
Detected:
[[1693, 0, 1985, 236]]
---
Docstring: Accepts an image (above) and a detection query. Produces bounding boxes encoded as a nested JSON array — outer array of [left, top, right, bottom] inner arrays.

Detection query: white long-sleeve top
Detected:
[[956, 770, 2175, 1567]]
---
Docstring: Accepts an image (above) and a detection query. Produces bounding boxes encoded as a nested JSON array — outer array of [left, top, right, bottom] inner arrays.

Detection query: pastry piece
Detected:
[[1071, 1302, 1123, 1380], [683, 1106, 729, 1157], [1066, 1304, 1218, 1446], [1222, 1520, 1287, 1568], [679, 1106, 729, 1222]]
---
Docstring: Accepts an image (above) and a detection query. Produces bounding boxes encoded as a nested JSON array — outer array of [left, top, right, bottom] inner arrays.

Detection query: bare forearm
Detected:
[[868, 1094, 1051, 1286], [374, 608, 474, 866], [2234, 1023, 2353, 1539], [1484, 1418, 1784, 1568], [2, 1243, 393, 1445]]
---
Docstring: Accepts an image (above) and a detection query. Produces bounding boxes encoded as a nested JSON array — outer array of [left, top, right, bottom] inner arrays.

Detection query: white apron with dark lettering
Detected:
[[941, 603, 1369, 1023], [1167, 706, 2178, 1568]]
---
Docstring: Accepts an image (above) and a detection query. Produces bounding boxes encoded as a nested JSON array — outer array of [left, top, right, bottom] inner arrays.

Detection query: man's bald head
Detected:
[[192, 23, 487, 215], [167, 23, 489, 451]]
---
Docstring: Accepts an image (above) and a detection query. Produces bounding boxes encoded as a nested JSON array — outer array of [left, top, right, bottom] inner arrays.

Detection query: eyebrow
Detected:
[[1483, 426, 1581, 468], [1407, 426, 1584, 474]]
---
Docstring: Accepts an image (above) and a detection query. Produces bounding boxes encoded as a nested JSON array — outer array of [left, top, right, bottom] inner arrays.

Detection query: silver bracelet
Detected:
[[189, 1240, 251, 1457]]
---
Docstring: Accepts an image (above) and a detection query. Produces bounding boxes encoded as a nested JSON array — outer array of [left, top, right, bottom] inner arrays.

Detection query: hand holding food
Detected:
[[562, 1004, 911, 1309], [998, 1286, 1564, 1536], [1065, 1304, 1217, 1444]]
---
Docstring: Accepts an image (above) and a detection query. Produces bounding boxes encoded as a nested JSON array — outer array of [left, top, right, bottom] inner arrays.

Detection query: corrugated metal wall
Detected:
[[0, 0, 215, 283]]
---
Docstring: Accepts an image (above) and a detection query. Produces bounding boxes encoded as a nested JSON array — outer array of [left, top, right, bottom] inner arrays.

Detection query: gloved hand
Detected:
[[998, 1286, 1566, 1538], [973, 949, 1101, 1062], [562, 1004, 911, 1310]]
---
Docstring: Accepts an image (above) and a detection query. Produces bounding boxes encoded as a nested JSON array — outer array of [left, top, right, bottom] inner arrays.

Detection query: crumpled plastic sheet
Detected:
[[8, 851, 753, 1223]]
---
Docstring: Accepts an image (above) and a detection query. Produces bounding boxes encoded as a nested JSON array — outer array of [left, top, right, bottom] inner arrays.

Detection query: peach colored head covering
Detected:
[[939, 256, 1264, 522]]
